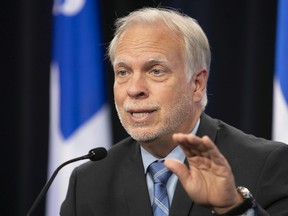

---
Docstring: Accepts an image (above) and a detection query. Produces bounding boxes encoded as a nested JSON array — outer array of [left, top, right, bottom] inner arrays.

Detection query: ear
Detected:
[[192, 69, 208, 103]]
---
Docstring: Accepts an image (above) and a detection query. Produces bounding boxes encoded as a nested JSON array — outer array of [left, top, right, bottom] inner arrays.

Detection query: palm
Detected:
[[165, 133, 240, 208]]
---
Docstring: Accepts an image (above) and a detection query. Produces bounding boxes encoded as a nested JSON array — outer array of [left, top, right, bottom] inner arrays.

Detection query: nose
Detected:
[[126, 74, 148, 99]]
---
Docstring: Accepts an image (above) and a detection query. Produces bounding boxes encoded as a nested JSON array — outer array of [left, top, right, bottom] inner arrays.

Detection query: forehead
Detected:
[[114, 22, 184, 65]]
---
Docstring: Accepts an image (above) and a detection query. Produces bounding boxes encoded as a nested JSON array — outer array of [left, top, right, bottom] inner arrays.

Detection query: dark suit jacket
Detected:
[[60, 113, 288, 215]]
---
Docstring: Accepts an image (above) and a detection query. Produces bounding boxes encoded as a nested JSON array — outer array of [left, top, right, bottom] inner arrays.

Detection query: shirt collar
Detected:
[[141, 118, 200, 173]]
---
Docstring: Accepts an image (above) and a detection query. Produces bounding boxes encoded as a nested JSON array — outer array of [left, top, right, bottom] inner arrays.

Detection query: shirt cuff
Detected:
[[242, 208, 255, 216]]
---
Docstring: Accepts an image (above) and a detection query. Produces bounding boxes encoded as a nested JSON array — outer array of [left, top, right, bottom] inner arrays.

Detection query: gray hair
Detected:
[[108, 7, 211, 109]]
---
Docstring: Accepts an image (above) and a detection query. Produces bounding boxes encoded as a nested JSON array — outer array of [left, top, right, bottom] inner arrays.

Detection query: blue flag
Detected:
[[273, 0, 288, 144], [53, 0, 107, 138], [275, 0, 288, 103], [47, 0, 111, 215]]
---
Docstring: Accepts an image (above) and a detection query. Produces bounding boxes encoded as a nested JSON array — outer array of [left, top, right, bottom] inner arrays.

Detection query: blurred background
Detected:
[[1, 0, 284, 215]]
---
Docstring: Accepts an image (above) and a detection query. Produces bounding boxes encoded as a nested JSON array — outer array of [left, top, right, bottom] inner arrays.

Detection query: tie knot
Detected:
[[148, 161, 172, 184]]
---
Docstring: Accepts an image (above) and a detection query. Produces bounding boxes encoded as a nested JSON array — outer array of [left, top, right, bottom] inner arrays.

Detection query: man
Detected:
[[61, 7, 288, 216]]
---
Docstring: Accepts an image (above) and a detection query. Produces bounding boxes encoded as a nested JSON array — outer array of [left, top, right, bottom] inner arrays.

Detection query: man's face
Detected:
[[113, 22, 197, 142]]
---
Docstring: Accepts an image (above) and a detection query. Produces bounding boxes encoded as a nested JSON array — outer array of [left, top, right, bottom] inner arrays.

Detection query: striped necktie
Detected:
[[148, 161, 172, 216]]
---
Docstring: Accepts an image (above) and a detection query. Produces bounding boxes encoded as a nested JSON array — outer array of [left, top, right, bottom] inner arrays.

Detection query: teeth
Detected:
[[132, 112, 149, 118]]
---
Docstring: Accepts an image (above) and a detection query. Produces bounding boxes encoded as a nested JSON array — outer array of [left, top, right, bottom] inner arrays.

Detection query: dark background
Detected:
[[1, 0, 278, 215]]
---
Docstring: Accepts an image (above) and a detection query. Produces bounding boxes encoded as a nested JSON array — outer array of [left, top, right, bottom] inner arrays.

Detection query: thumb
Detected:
[[165, 158, 190, 183]]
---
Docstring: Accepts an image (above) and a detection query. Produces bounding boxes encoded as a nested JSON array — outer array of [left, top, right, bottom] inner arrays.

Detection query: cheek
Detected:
[[166, 82, 192, 99], [156, 88, 181, 107], [113, 85, 124, 102]]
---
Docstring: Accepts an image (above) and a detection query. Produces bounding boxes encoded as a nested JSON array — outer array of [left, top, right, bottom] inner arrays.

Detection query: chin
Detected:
[[128, 126, 173, 143], [128, 130, 159, 142]]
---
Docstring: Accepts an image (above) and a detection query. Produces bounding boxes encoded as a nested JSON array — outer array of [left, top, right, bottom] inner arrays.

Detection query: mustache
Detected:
[[122, 101, 160, 111]]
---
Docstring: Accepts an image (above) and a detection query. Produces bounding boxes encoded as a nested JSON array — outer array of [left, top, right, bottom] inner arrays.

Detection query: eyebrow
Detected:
[[113, 61, 127, 68], [146, 58, 168, 65], [113, 58, 169, 68]]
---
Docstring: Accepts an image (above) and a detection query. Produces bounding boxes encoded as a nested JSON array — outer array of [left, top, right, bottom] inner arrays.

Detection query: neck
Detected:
[[139, 111, 202, 158], [139, 136, 177, 158]]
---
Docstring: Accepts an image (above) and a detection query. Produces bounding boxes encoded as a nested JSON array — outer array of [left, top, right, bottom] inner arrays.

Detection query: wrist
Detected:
[[212, 186, 256, 216], [212, 192, 243, 214]]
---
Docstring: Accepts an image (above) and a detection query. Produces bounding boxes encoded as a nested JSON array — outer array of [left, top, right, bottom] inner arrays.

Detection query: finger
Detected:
[[173, 133, 220, 156], [173, 133, 211, 150], [164, 158, 190, 182], [172, 134, 200, 156], [173, 134, 228, 167]]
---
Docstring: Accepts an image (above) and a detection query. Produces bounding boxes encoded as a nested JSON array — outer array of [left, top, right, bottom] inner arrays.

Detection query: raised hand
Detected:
[[165, 133, 243, 214]]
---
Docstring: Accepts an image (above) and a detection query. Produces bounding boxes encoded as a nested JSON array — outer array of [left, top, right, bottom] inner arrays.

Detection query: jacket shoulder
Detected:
[[76, 137, 137, 173]]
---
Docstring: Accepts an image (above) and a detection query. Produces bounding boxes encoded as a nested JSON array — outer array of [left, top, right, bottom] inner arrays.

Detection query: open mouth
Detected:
[[128, 108, 157, 121], [132, 112, 151, 118]]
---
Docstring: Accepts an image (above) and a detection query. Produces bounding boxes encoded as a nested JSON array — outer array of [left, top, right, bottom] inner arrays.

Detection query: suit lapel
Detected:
[[169, 179, 194, 216], [197, 113, 218, 143], [121, 142, 153, 216]]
